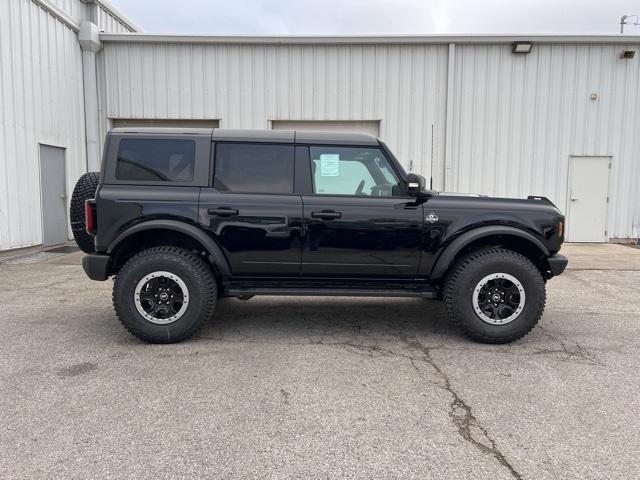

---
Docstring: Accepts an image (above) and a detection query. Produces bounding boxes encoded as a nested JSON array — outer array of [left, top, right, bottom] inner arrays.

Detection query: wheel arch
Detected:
[[107, 220, 231, 277], [430, 226, 551, 281]]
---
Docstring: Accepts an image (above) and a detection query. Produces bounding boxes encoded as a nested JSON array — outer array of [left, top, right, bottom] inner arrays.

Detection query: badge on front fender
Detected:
[[426, 212, 439, 224]]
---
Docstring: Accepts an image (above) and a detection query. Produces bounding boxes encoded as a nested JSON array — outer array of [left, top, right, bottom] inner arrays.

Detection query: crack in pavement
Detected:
[[400, 336, 524, 480], [537, 326, 604, 367], [319, 334, 524, 480], [196, 317, 605, 480]]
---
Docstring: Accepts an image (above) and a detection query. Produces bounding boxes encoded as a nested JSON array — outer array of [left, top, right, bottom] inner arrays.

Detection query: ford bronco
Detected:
[[70, 128, 567, 344]]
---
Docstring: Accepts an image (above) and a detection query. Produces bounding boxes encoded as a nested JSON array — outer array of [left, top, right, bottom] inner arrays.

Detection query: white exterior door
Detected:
[[567, 156, 610, 242], [39, 145, 68, 247]]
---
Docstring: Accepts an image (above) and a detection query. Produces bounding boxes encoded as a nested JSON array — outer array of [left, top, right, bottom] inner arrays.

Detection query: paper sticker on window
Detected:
[[320, 154, 340, 176]]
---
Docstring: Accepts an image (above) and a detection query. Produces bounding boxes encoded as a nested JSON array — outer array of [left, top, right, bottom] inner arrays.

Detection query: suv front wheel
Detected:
[[113, 246, 217, 343], [443, 247, 546, 344]]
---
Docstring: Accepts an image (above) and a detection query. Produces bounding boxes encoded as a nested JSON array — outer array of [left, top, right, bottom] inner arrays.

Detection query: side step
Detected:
[[224, 286, 438, 299]]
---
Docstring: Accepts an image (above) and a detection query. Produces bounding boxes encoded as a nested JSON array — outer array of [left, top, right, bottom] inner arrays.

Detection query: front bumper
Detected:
[[547, 254, 568, 276], [82, 254, 110, 281]]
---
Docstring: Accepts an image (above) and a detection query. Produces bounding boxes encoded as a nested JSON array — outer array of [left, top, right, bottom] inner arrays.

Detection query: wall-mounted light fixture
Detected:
[[620, 50, 636, 59], [512, 41, 533, 54]]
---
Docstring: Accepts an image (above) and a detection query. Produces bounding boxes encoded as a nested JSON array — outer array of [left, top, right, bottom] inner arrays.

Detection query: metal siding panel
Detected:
[[0, 0, 85, 250], [46, 0, 84, 22], [95, 4, 135, 33], [96, 40, 639, 237], [450, 43, 640, 237], [99, 41, 447, 175]]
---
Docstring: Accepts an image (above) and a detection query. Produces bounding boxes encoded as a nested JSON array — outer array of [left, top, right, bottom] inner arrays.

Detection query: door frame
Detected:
[[565, 154, 613, 242], [38, 143, 68, 247]]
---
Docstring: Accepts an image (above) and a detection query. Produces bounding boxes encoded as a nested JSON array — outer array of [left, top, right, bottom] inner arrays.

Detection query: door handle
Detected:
[[570, 197, 578, 202], [311, 210, 342, 220], [208, 207, 239, 217]]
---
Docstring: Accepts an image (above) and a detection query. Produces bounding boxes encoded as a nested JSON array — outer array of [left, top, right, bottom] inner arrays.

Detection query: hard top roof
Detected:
[[109, 127, 380, 146], [213, 129, 379, 146]]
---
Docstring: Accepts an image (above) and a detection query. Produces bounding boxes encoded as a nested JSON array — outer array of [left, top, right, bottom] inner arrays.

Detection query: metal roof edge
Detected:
[[32, 0, 80, 32], [83, 0, 142, 32], [98, 32, 640, 45]]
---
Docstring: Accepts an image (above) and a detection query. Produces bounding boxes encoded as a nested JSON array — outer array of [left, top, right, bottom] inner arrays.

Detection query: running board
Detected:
[[224, 287, 438, 299]]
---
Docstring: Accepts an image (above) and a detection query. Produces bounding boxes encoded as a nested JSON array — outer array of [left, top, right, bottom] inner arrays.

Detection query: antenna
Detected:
[[430, 124, 435, 190], [620, 14, 640, 33]]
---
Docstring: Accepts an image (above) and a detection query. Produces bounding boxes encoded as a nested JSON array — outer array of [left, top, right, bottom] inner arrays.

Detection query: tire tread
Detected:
[[113, 246, 216, 343], [443, 247, 546, 344]]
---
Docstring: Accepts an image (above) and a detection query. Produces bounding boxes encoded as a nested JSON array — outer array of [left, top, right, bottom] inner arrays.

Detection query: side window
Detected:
[[115, 139, 195, 182], [214, 143, 294, 194], [309, 146, 403, 197]]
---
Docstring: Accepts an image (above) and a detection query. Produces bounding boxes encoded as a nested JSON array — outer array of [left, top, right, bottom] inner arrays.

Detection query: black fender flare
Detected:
[[430, 225, 550, 280], [107, 219, 231, 277]]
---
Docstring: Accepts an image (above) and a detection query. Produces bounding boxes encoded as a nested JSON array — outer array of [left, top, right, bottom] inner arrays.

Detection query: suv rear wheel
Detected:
[[113, 246, 216, 343], [443, 247, 545, 344]]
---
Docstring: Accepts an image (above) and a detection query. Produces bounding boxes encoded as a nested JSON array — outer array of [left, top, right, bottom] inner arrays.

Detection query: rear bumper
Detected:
[[547, 254, 568, 276], [82, 254, 110, 281]]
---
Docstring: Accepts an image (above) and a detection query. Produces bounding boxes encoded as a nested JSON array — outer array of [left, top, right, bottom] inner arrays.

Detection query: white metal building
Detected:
[[2, 0, 640, 250], [0, 0, 137, 250]]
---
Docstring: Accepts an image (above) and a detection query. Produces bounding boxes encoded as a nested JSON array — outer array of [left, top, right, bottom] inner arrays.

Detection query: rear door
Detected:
[[299, 144, 423, 277], [198, 142, 303, 276]]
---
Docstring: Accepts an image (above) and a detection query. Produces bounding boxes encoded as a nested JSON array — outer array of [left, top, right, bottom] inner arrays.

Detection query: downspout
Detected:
[[444, 43, 455, 191], [78, 21, 102, 172]]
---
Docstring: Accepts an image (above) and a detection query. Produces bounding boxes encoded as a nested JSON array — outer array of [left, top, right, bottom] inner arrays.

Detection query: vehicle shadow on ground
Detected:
[[197, 297, 460, 346]]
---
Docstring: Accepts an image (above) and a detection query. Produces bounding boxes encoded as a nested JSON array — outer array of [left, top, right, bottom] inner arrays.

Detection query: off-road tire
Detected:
[[70, 171, 100, 253], [113, 246, 217, 343], [443, 247, 546, 344]]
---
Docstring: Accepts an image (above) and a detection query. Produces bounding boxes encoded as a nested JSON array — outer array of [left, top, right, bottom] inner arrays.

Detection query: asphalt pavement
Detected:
[[1, 244, 639, 479]]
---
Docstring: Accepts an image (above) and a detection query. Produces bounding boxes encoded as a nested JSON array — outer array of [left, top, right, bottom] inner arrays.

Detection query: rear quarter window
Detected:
[[115, 139, 195, 182]]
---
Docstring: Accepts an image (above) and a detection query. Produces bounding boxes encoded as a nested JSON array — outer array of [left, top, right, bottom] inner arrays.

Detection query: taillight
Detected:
[[85, 199, 96, 235]]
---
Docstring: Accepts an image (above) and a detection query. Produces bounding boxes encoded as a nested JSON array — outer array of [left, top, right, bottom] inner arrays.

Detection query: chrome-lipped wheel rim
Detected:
[[134, 271, 189, 325], [472, 273, 526, 325]]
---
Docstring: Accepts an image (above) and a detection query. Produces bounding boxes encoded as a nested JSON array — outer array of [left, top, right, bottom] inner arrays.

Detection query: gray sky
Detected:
[[109, 0, 639, 35]]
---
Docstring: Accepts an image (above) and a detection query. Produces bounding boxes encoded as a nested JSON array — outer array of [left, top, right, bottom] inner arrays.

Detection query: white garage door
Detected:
[[111, 118, 220, 128], [271, 120, 380, 137]]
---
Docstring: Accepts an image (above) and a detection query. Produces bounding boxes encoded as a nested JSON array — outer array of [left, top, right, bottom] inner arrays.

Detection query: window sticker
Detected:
[[319, 154, 340, 176]]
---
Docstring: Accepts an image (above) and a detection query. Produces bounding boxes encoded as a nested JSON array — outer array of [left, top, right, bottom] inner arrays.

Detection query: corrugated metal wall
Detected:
[[0, 0, 137, 250], [0, 0, 86, 249], [97, 43, 449, 180], [449, 43, 640, 238], [44, 0, 136, 32], [98, 39, 640, 237], [45, 0, 84, 21], [95, 4, 135, 33], [2, 4, 639, 249]]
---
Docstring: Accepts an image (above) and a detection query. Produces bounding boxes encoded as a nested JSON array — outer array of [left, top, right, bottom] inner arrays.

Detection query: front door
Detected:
[[300, 145, 423, 277], [567, 156, 610, 242], [39, 144, 68, 247], [199, 142, 303, 276]]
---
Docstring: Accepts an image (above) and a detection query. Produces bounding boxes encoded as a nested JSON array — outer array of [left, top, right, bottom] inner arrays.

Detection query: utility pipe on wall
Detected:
[[78, 21, 103, 172], [443, 43, 456, 192]]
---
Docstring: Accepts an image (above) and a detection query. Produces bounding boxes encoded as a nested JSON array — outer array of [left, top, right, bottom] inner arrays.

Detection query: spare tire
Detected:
[[70, 171, 100, 253]]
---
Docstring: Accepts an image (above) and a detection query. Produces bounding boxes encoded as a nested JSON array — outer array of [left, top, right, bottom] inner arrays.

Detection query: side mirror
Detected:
[[406, 173, 427, 196]]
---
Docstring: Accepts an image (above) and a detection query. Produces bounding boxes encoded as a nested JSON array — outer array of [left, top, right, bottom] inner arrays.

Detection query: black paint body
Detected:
[[89, 128, 566, 290]]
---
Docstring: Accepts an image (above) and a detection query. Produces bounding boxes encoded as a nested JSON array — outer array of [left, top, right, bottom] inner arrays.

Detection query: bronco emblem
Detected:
[[426, 212, 439, 224]]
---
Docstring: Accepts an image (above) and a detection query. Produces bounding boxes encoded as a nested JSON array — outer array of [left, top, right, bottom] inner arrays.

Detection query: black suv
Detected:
[[70, 128, 567, 344]]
